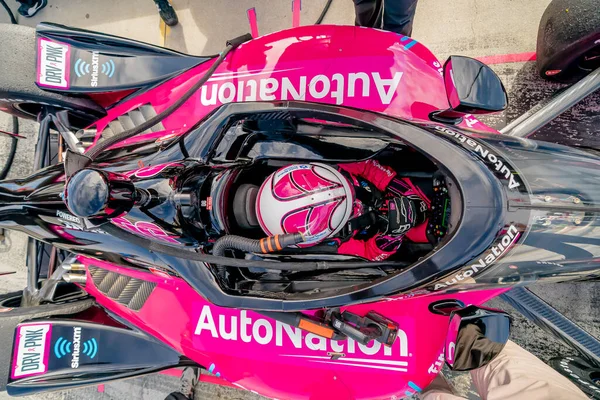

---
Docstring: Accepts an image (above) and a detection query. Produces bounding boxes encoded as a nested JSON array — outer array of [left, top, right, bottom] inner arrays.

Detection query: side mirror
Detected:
[[445, 305, 511, 371], [432, 56, 508, 123]]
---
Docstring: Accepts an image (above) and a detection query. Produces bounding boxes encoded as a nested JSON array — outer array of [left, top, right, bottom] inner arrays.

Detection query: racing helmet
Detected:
[[256, 163, 354, 245]]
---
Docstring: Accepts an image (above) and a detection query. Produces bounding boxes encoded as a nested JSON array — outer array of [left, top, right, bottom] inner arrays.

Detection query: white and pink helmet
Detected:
[[256, 163, 354, 245]]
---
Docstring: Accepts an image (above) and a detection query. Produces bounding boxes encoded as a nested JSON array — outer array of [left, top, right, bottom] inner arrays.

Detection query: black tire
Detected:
[[536, 0, 600, 83], [0, 24, 105, 127], [549, 356, 600, 399], [0, 291, 95, 391]]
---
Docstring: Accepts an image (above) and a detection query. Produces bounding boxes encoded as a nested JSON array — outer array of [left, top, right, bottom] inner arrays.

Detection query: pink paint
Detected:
[[273, 165, 339, 200], [247, 8, 259, 38], [97, 384, 105, 393], [88, 25, 470, 150], [475, 51, 536, 65], [292, 0, 301, 27], [443, 59, 460, 109], [78, 255, 508, 400], [159, 368, 183, 378]]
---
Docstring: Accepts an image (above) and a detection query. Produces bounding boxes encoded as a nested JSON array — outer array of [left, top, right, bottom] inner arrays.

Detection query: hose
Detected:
[[83, 33, 253, 163], [101, 222, 403, 271], [212, 233, 304, 257], [212, 233, 304, 280], [315, 0, 333, 24]]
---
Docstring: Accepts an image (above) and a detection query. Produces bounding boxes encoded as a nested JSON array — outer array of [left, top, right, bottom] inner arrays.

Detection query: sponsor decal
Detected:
[[433, 225, 520, 290], [207, 363, 222, 378], [200, 197, 213, 210], [427, 351, 445, 375], [383, 289, 431, 302], [432, 60, 443, 76], [433, 126, 521, 190], [111, 216, 180, 244], [53, 328, 98, 369], [56, 210, 81, 224], [200, 71, 404, 107], [56, 210, 105, 234], [404, 381, 422, 397], [368, 159, 394, 178], [12, 324, 52, 378], [463, 114, 479, 128], [38, 38, 70, 89], [536, 260, 564, 268], [70, 327, 82, 368], [74, 53, 116, 87], [125, 162, 182, 179], [194, 305, 411, 372]]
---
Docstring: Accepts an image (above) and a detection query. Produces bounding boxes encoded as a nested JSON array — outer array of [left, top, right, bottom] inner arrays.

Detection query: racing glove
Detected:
[[376, 196, 423, 252], [388, 177, 430, 223]]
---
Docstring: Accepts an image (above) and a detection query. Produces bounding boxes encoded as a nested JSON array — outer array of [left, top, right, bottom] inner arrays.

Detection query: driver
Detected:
[[255, 160, 430, 261]]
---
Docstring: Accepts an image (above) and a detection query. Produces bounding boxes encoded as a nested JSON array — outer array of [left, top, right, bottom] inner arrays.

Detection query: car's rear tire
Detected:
[[549, 356, 600, 399], [0, 24, 105, 127], [536, 0, 600, 83]]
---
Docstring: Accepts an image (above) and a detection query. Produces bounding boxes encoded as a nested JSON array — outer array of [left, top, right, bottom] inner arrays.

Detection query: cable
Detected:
[[0, 0, 17, 24], [84, 33, 253, 162], [315, 0, 333, 24], [0, 117, 18, 180], [0, 0, 19, 179]]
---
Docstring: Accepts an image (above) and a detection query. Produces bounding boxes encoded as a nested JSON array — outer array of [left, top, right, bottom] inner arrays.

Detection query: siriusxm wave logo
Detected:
[[53, 336, 72, 358], [74, 51, 115, 87], [53, 327, 98, 368]]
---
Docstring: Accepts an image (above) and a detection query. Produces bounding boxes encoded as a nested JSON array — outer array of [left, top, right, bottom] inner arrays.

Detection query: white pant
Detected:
[[420, 341, 588, 400]]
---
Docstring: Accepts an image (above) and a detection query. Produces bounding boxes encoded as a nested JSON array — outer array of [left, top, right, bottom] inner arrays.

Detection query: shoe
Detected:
[[163, 367, 198, 400], [154, 0, 179, 27], [17, 0, 47, 18]]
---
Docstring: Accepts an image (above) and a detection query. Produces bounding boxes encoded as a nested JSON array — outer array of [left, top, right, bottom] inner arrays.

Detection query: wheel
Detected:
[[549, 356, 600, 399], [0, 290, 94, 391], [0, 24, 105, 127], [536, 0, 600, 83]]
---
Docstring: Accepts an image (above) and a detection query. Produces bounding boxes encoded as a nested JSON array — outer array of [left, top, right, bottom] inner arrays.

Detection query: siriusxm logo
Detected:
[[74, 52, 115, 87], [54, 328, 98, 368]]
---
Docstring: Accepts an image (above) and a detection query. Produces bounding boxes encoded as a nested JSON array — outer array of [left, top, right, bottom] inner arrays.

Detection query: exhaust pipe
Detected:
[[61, 259, 87, 284], [63, 273, 87, 284], [61, 262, 86, 272]]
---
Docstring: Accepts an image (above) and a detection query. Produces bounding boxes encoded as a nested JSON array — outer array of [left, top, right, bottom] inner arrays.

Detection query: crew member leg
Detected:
[[353, 0, 384, 29], [383, 0, 418, 36], [471, 340, 588, 400]]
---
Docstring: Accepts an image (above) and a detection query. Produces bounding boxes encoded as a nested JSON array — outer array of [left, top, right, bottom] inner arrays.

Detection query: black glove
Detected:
[[385, 196, 420, 236]]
